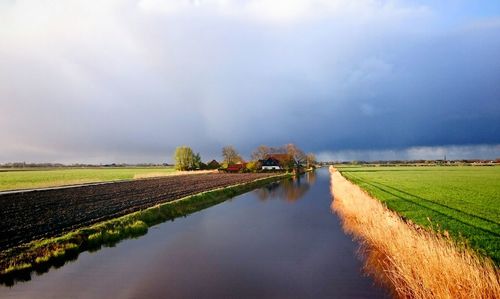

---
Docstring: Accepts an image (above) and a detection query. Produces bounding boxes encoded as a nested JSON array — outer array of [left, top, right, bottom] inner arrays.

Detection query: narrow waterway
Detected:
[[0, 168, 389, 298]]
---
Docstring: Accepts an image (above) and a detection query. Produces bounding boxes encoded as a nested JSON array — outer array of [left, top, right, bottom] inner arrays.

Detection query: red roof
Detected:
[[267, 154, 291, 161], [227, 163, 246, 171]]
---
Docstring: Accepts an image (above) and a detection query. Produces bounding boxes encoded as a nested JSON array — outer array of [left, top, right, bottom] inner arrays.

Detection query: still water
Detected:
[[0, 168, 389, 298]]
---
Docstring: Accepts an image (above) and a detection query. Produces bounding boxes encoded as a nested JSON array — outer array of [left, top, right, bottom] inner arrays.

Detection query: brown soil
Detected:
[[0, 173, 273, 250]]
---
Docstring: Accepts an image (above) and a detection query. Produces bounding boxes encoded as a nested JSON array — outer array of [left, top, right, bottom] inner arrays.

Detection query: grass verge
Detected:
[[330, 167, 500, 298], [336, 165, 500, 263], [0, 173, 289, 285]]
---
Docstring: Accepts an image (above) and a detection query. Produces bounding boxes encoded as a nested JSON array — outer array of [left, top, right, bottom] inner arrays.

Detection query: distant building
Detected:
[[227, 163, 246, 173], [207, 160, 220, 169], [260, 154, 293, 170], [261, 157, 281, 170]]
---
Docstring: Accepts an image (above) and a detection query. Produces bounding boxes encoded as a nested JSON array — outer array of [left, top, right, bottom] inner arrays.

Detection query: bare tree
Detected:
[[285, 143, 306, 170], [306, 153, 316, 168], [251, 145, 271, 161], [222, 146, 242, 164]]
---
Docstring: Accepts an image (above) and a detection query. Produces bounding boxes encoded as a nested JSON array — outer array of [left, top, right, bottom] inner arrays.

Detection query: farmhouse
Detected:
[[261, 157, 281, 170], [260, 154, 292, 170]]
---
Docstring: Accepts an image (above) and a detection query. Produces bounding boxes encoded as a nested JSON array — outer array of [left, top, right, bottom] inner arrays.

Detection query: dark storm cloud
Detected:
[[0, 1, 499, 163]]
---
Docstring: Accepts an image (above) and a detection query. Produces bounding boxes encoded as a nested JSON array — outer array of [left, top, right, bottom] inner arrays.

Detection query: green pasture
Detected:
[[337, 166, 500, 263], [0, 167, 176, 191]]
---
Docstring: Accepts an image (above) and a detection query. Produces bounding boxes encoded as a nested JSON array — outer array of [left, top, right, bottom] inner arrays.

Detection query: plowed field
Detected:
[[0, 172, 274, 250]]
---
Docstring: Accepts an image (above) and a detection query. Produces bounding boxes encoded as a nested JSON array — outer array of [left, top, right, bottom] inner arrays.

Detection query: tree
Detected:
[[245, 160, 261, 172], [174, 146, 195, 170], [193, 153, 202, 170], [285, 143, 306, 170], [222, 146, 242, 164], [251, 145, 271, 161], [306, 153, 316, 168]]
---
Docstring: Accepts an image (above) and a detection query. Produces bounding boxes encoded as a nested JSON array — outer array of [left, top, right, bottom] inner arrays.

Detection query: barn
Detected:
[[226, 163, 246, 173]]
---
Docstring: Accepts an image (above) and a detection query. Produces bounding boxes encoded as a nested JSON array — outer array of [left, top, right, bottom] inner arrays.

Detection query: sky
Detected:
[[0, 0, 499, 163]]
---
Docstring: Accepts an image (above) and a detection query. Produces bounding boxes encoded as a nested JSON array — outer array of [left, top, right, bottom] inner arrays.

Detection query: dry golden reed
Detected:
[[329, 166, 500, 299]]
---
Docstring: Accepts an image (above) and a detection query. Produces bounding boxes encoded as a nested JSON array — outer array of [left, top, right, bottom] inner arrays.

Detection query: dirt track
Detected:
[[0, 173, 274, 250]]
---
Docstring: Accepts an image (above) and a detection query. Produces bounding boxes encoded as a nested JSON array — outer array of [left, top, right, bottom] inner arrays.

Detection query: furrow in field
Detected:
[[0, 173, 274, 250]]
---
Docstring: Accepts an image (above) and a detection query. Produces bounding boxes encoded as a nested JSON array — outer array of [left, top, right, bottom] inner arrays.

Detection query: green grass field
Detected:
[[337, 166, 500, 263], [0, 167, 176, 191]]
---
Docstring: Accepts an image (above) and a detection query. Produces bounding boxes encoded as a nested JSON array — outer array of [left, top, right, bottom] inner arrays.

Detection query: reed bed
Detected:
[[329, 166, 500, 299]]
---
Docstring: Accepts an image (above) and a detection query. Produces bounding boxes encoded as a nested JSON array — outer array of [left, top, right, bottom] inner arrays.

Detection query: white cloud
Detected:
[[138, 0, 199, 14], [136, 0, 431, 24]]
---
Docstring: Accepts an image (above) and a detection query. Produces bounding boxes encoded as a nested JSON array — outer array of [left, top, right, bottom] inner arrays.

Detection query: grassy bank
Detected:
[[0, 167, 176, 191], [0, 173, 289, 285], [337, 165, 500, 263], [330, 167, 500, 298]]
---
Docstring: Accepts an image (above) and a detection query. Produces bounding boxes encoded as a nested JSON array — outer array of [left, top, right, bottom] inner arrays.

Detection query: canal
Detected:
[[0, 168, 389, 298]]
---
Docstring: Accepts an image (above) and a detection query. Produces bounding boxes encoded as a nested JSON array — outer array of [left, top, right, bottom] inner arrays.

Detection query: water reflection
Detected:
[[0, 251, 81, 287], [253, 171, 316, 202], [305, 170, 317, 185]]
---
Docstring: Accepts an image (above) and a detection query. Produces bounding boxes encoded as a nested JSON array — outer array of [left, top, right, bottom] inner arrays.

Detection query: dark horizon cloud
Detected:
[[0, 0, 499, 163]]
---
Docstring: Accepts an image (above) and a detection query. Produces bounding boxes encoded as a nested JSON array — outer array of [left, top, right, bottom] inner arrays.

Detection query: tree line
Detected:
[[173, 144, 316, 172]]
